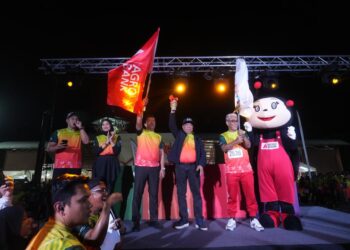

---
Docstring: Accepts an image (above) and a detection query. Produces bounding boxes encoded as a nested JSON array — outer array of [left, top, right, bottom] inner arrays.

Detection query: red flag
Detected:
[[107, 28, 159, 114]]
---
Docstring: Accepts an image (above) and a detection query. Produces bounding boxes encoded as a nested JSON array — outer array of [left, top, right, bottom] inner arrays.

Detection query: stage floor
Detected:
[[121, 206, 350, 250]]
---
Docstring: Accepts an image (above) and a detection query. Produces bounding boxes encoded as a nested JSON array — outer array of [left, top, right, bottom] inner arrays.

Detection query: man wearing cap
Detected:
[[131, 97, 165, 232], [168, 98, 208, 231], [47, 112, 90, 179], [219, 112, 263, 232]]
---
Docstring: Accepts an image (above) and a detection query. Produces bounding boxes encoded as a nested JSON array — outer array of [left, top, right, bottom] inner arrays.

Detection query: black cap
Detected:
[[66, 112, 79, 119], [182, 117, 194, 125]]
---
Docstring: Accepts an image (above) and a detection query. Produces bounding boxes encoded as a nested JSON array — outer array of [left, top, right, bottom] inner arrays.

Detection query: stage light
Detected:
[[320, 64, 343, 86], [330, 75, 341, 85], [174, 82, 187, 94], [172, 71, 189, 95], [214, 71, 230, 95], [266, 78, 279, 90], [270, 82, 278, 89], [321, 72, 342, 86], [66, 81, 74, 87], [253, 80, 263, 89], [214, 79, 229, 94], [203, 71, 213, 81]]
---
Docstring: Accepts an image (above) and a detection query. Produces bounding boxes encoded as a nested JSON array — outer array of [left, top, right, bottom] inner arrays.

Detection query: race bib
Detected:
[[227, 148, 243, 158], [261, 142, 279, 150]]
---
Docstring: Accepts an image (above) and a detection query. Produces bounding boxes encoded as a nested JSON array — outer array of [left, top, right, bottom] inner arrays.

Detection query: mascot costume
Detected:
[[243, 82, 303, 231]]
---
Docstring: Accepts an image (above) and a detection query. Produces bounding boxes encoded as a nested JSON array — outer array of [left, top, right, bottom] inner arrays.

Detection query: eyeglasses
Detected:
[[91, 188, 109, 194], [226, 120, 238, 122]]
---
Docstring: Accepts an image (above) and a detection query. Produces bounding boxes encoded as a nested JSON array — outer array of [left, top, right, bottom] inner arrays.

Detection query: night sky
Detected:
[[1, 1, 350, 142]]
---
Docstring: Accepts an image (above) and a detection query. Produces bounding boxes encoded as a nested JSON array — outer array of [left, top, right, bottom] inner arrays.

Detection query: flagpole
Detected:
[[143, 28, 159, 111], [145, 73, 153, 98], [296, 110, 311, 179], [142, 73, 152, 112]]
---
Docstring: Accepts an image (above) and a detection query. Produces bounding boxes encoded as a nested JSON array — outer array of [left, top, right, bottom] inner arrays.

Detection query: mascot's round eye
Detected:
[[271, 102, 279, 109], [254, 105, 260, 112]]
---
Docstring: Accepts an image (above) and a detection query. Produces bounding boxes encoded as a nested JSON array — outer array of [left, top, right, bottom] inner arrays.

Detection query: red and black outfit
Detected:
[[250, 129, 302, 230], [219, 130, 258, 218]]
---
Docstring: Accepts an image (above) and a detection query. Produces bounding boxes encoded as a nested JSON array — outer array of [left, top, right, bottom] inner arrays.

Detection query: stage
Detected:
[[121, 206, 350, 250]]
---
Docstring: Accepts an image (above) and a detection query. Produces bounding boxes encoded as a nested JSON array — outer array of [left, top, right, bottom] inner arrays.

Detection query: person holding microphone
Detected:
[[47, 112, 90, 179]]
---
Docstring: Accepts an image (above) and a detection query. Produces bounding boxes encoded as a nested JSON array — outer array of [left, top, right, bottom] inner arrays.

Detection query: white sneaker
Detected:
[[225, 218, 236, 231], [250, 218, 264, 232]]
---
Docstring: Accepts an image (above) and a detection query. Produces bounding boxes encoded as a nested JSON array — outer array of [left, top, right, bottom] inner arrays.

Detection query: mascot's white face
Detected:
[[249, 97, 291, 129]]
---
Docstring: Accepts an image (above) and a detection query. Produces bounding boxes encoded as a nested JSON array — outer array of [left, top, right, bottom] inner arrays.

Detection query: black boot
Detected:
[[280, 201, 303, 231]]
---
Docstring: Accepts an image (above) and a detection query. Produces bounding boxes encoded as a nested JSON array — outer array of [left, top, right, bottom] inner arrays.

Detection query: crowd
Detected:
[[298, 171, 350, 212]]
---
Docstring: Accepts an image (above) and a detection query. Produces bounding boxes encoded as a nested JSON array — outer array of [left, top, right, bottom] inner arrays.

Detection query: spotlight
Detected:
[[214, 71, 230, 95], [321, 72, 342, 86], [330, 74, 341, 85], [214, 78, 229, 94], [66, 81, 74, 87], [173, 71, 189, 95], [174, 81, 187, 94], [204, 71, 213, 81], [320, 64, 342, 86], [266, 78, 279, 90], [253, 76, 263, 89]]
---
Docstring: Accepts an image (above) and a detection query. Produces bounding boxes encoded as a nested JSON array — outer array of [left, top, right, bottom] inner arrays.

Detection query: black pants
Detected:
[[175, 164, 203, 221], [52, 168, 82, 180], [132, 166, 160, 222]]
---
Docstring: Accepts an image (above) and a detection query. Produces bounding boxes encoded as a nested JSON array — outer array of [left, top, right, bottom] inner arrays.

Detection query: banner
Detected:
[[107, 28, 159, 114], [234, 58, 254, 118]]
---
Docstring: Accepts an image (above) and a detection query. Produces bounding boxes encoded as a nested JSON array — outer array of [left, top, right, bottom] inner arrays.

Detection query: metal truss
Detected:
[[39, 55, 350, 74]]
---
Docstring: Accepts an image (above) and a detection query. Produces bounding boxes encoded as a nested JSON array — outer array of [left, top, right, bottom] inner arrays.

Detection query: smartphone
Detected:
[[110, 209, 121, 229], [0, 171, 5, 186]]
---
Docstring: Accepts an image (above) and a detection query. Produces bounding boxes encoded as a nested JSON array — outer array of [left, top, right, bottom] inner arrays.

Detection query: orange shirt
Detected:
[[96, 134, 118, 156], [179, 134, 196, 163], [135, 129, 163, 167], [220, 130, 252, 174], [50, 128, 82, 169]]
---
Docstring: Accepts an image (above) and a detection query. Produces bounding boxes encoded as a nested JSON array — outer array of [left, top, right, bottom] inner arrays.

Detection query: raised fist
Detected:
[[169, 95, 178, 111]]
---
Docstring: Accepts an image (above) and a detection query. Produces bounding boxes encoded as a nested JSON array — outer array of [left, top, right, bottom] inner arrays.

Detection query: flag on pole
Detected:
[[234, 58, 254, 118], [107, 28, 160, 114]]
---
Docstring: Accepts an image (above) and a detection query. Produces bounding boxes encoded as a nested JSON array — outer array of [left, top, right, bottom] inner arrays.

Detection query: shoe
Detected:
[[173, 219, 189, 229], [148, 220, 163, 229], [195, 219, 208, 231], [225, 218, 236, 231], [250, 218, 264, 232], [132, 221, 140, 232]]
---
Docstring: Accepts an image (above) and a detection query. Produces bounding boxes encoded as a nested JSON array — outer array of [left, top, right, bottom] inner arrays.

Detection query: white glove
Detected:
[[244, 122, 252, 132], [287, 126, 296, 140]]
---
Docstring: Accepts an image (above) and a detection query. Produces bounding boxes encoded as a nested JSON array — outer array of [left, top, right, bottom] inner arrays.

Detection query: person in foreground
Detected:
[[26, 174, 91, 250], [74, 177, 124, 250]]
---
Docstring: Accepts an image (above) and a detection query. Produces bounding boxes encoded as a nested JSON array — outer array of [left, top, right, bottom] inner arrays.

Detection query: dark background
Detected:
[[1, 1, 349, 141]]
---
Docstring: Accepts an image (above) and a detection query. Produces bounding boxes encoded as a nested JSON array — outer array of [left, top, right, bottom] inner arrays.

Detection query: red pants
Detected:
[[226, 172, 258, 218], [258, 135, 295, 204]]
